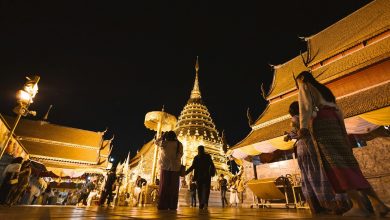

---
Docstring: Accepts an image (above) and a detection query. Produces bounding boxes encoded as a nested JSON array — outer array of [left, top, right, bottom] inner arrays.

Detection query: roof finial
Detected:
[[190, 56, 201, 99], [43, 104, 53, 121], [195, 56, 199, 72]]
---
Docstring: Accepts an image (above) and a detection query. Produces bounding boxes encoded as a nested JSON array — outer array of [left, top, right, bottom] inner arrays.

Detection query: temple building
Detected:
[[229, 0, 390, 206], [4, 116, 113, 177], [129, 58, 228, 183]]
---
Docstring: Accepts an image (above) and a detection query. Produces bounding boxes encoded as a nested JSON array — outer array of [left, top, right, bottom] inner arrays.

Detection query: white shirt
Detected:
[[157, 140, 183, 172], [298, 82, 338, 129]]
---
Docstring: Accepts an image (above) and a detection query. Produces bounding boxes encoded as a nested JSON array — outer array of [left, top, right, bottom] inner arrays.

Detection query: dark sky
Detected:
[[0, 0, 372, 162]]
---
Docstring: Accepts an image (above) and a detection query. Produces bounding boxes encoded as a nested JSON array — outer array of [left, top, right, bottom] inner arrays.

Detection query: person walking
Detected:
[[189, 176, 197, 207], [295, 71, 389, 217], [155, 131, 183, 210], [0, 157, 23, 205], [219, 174, 228, 207], [185, 145, 216, 210]]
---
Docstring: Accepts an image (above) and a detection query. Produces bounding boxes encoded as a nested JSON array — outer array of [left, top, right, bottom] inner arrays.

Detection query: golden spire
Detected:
[[190, 56, 202, 99]]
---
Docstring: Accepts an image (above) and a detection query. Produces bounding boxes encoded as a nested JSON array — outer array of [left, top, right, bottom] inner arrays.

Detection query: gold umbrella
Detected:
[[144, 111, 177, 133], [144, 111, 177, 184]]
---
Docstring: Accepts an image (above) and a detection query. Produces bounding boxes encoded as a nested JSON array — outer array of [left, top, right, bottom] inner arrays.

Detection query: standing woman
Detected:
[[0, 157, 23, 205], [296, 71, 389, 217], [285, 101, 350, 214], [155, 131, 183, 210]]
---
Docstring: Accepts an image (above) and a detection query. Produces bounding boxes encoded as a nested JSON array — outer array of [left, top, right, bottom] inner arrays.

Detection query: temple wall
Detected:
[[353, 136, 390, 205], [242, 159, 300, 184]]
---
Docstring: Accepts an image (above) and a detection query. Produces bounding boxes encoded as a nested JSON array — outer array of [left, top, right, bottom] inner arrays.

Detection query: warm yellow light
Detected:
[[24, 84, 38, 98], [16, 90, 31, 103]]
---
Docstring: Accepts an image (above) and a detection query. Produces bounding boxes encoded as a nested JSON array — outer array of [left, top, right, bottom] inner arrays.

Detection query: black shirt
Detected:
[[186, 153, 216, 183]]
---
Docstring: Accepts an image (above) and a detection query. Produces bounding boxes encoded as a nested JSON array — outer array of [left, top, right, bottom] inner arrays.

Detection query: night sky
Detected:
[[0, 0, 372, 162]]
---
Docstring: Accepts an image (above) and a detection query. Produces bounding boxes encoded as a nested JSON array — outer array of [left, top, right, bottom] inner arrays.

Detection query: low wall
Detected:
[[353, 136, 390, 204]]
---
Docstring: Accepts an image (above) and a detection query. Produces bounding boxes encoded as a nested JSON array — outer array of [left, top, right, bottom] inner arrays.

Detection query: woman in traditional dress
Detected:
[[285, 101, 350, 214], [295, 71, 389, 217], [155, 131, 183, 210]]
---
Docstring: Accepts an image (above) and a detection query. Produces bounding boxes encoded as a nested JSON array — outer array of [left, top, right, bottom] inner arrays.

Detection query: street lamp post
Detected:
[[0, 76, 40, 160]]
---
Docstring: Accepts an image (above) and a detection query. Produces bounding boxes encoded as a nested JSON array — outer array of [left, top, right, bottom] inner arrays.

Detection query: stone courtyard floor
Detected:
[[0, 205, 388, 219]]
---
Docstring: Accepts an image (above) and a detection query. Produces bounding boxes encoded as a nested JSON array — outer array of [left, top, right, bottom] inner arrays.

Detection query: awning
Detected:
[[46, 167, 105, 178], [231, 136, 294, 159], [229, 107, 389, 159]]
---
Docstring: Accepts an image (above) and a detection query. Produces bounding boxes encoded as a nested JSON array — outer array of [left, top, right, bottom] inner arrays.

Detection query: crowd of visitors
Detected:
[[0, 157, 117, 207]]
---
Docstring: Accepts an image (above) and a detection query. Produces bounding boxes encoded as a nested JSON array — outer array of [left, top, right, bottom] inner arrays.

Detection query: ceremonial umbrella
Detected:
[[144, 110, 177, 184]]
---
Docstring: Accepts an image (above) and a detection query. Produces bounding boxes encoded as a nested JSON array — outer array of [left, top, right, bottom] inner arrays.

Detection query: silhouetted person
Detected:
[[189, 176, 197, 207], [100, 170, 117, 207], [219, 174, 228, 207], [185, 145, 216, 210]]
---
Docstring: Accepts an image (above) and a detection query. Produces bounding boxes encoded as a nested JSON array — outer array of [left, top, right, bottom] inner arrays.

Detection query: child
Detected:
[[189, 176, 197, 207]]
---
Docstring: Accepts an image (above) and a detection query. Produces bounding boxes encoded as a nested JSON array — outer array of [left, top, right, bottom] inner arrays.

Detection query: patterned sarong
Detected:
[[297, 136, 350, 214], [311, 107, 371, 193]]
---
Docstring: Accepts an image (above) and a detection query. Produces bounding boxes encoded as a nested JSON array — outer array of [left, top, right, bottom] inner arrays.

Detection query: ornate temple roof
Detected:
[[129, 140, 154, 168], [231, 82, 390, 150], [4, 116, 104, 148], [4, 116, 110, 169], [231, 0, 390, 152], [307, 0, 389, 66], [266, 0, 390, 100], [175, 57, 221, 144]]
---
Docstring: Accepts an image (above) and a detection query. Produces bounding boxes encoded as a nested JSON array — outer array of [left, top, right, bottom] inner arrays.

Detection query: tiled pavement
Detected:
[[0, 205, 387, 219]]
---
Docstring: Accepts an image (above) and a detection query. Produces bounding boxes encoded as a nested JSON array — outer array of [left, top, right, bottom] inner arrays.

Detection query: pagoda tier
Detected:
[[175, 57, 227, 175]]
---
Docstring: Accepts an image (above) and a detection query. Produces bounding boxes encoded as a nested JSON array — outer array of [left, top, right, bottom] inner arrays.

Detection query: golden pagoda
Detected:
[[175, 57, 227, 176]]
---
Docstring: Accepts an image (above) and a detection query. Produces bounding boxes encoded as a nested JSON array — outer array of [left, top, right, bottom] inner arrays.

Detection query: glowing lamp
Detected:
[[16, 90, 32, 104], [24, 83, 38, 98]]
